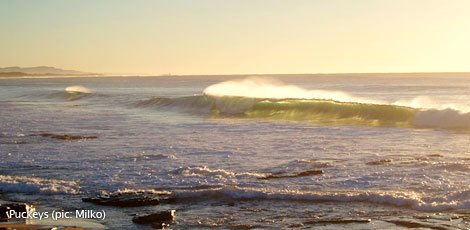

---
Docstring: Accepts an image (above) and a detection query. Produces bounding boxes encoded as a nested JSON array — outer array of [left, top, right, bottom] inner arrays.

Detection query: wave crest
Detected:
[[203, 77, 380, 104], [65, 85, 91, 94]]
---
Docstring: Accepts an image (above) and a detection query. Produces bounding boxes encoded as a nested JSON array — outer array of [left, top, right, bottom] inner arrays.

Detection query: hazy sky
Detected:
[[1, 0, 470, 75]]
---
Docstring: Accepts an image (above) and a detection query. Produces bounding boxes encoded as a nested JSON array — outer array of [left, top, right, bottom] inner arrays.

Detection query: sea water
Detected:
[[1, 74, 469, 229]]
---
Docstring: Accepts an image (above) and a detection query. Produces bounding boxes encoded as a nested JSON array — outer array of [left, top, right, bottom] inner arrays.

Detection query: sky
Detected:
[[1, 0, 470, 75]]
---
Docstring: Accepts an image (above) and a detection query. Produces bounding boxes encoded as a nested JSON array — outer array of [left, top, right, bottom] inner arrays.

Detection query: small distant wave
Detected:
[[20, 86, 93, 101], [65, 85, 91, 94], [61, 85, 92, 101], [0, 174, 80, 195], [169, 186, 470, 212]]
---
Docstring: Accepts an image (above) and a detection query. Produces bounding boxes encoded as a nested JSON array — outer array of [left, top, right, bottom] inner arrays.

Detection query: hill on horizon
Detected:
[[0, 66, 97, 76]]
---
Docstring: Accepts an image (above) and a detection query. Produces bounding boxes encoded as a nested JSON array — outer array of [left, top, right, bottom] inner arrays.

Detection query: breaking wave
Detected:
[[21, 85, 93, 101], [135, 77, 470, 129], [61, 85, 92, 101], [0, 174, 80, 194], [65, 85, 91, 94], [164, 186, 470, 212]]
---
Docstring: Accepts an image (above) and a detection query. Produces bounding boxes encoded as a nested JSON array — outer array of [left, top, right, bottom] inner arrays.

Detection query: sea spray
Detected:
[[203, 77, 381, 104], [393, 96, 470, 113]]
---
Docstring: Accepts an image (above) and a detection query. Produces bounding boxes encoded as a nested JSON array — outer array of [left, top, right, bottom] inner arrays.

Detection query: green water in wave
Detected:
[[209, 97, 417, 127]]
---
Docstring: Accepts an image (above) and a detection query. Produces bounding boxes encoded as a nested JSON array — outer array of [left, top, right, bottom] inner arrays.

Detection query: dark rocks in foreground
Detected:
[[388, 220, 448, 230], [132, 210, 176, 229], [83, 192, 176, 228], [304, 218, 372, 225], [366, 159, 393, 165], [83, 191, 171, 207], [0, 202, 28, 221], [30, 133, 97, 141]]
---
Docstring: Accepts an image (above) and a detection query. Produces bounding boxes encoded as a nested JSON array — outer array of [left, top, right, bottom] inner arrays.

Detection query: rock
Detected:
[[366, 159, 392, 165], [388, 220, 447, 230], [0, 202, 28, 221], [132, 210, 176, 228], [295, 170, 324, 177], [304, 218, 371, 225], [29, 133, 97, 140], [289, 223, 305, 228], [258, 169, 323, 180], [82, 191, 171, 207]]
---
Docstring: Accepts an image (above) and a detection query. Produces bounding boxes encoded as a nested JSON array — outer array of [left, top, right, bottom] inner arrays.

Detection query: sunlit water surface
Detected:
[[1, 75, 469, 229]]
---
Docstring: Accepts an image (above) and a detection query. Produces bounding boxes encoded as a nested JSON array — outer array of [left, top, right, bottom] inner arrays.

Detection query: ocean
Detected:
[[0, 74, 469, 229]]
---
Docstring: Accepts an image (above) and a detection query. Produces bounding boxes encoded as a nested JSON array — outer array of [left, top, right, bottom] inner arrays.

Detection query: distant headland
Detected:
[[0, 66, 99, 77]]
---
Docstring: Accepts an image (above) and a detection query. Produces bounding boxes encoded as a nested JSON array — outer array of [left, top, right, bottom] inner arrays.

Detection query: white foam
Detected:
[[174, 166, 268, 179], [0, 175, 80, 195], [115, 188, 171, 195]]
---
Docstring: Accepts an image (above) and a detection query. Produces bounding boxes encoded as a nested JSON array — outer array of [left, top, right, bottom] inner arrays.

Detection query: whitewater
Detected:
[[1, 74, 469, 229]]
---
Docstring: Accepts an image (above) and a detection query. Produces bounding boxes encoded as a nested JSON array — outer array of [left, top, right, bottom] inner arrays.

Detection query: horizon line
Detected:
[[107, 71, 470, 76]]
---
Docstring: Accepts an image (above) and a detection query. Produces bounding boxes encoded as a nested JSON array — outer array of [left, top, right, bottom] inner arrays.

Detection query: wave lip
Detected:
[[0, 175, 80, 195], [203, 77, 380, 104]]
